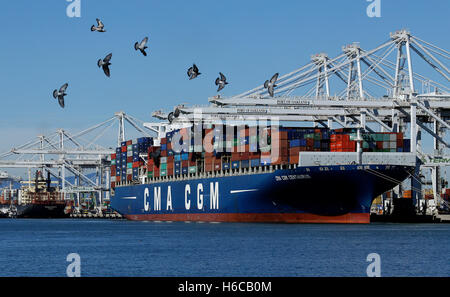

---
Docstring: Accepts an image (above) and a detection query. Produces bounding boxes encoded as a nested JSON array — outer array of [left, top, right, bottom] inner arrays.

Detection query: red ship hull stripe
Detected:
[[125, 213, 370, 224]]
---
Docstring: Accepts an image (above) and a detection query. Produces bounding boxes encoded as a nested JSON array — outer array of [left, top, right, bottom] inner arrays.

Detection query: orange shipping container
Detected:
[[403, 190, 412, 198]]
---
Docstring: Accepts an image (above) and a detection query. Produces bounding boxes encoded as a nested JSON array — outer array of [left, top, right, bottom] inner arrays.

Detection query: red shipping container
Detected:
[[121, 146, 127, 153], [126, 140, 132, 146], [127, 174, 132, 181], [167, 168, 174, 176], [181, 160, 189, 167], [205, 163, 213, 172], [127, 156, 133, 163], [290, 155, 299, 164], [240, 152, 250, 160], [111, 153, 116, 160], [111, 182, 116, 188], [189, 160, 196, 166], [231, 152, 241, 161], [250, 153, 260, 159], [160, 138, 167, 145], [161, 150, 167, 157], [132, 162, 139, 168]]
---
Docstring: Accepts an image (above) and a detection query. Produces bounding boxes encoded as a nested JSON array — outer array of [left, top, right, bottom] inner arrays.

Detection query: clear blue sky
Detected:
[[0, 0, 448, 152]]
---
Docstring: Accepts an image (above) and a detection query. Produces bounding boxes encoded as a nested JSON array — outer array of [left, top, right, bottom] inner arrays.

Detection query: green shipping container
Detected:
[[189, 166, 197, 173], [160, 163, 167, 170], [111, 160, 116, 165], [147, 172, 153, 178], [127, 145, 132, 151], [127, 163, 132, 169], [160, 170, 167, 176]]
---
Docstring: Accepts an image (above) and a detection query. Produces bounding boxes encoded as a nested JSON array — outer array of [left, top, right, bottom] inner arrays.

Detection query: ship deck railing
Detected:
[[115, 164, 299, 187]]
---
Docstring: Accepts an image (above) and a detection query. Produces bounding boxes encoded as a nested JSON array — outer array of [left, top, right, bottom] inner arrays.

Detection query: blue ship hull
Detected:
[[110, 164, 414, 223]]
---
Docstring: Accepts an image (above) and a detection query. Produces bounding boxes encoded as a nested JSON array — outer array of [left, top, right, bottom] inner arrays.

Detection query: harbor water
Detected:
[[0, 219, 449, 277]]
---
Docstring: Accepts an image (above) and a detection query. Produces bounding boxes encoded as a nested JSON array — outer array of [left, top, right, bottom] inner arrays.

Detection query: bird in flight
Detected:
[[97, 53, 112, 77], [264, 73, 279, 97], [134, 37, 149, 56], [52, 83, 69, 108], [91, 18, 106, 32], [215, 72, 228, 92], [187, 64, 201, 80]]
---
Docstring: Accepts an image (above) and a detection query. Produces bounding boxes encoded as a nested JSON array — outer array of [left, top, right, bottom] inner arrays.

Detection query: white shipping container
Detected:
[[389, 141, 397, 149], [390, 134, 396, 141], [383, 142, 389, 149], [160, 157, 167, 163], [126, 168, 133, 175]]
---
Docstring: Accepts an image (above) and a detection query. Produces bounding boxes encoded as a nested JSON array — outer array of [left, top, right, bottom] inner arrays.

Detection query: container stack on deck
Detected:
[[110, 137, 153, 188], [330, 128, 410, 152], [110, 126, 411, 188]]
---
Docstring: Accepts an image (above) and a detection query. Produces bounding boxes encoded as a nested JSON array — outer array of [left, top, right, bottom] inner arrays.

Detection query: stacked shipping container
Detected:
[[111, 137, 153, 189], [330, 128, 410, 153], [111, 126, 412, 187]]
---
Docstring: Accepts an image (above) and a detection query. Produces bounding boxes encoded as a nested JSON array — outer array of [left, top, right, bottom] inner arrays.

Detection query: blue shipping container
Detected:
[[290, 139, 300, 147], [241, 160, 249, 168], [250, 159, 260, 167]]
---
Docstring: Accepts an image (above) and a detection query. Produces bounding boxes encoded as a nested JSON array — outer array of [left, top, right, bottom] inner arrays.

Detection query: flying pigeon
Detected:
[[52, 83, 68, 108], [150, 148, 161, 168], [187, 64, 201, 80], [263, 73, 279, 97], [168, 112, 174, 123], [97, 53, 112, 77], [215, 72, 228, 92], [91, 18, 106, 32], [174, 107, 181, 118], [134, 37, 149, 56]]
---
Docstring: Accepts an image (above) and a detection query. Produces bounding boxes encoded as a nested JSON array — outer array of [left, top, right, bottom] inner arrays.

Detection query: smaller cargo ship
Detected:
[[0, 171, 69, 218]]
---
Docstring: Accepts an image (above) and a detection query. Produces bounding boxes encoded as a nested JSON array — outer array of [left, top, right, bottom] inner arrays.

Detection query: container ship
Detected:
[[110, 125, 416, 223], [0, 171, 69, 218]]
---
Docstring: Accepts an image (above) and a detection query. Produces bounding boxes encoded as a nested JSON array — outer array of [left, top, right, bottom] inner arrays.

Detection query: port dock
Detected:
[[0, 30, 449, 222]]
